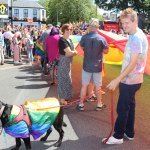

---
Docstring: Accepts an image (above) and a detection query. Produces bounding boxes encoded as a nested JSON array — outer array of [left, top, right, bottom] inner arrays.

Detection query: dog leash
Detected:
[[102, 91, 114, 144], [62, 89, 115, 144], [26, 89, 103, 111], [23, 88, 115, 143]]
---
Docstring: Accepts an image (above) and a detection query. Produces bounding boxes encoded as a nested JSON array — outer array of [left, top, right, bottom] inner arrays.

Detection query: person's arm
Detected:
[[64, 47, 77, 57], [102, 38, 109, 54], [45, 38, 48, 52], [103, 48, 109, 54], [79, 36, 85, 51], [107, 52, 139, 91], [2, 35, 4, 47], [39, 34, 44, 44]]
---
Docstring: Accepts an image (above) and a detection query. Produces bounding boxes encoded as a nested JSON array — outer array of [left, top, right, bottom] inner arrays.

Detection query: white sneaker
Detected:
[[102, 136, 123, 144], [124, 133, 134, 141]]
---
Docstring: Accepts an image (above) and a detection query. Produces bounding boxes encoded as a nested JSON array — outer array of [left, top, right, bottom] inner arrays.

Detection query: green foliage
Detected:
[[95, 0, 149, 13], [95, 0, 150, 21], [39, 0, 101, 25]]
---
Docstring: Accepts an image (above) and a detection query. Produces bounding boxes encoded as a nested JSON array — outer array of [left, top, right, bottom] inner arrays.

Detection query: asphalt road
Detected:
[[0, 58, 150, 150]]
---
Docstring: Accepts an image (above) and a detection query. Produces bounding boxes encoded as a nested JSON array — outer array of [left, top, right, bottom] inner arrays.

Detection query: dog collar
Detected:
[[0, 105, 5, 118]]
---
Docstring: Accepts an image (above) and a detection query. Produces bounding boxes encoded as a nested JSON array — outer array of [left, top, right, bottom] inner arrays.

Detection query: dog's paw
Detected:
[[11, 147, 19, 150], [40, 137, 47, 141], [54, 142, 61, 147], [50, 82, 55, 85], [62, 122, 67, 127]]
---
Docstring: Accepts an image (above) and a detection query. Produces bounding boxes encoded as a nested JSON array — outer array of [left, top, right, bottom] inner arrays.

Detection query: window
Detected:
[[24, 9, 28, 17], [33, 9, 37, 18], [14, 9, 19, 17]]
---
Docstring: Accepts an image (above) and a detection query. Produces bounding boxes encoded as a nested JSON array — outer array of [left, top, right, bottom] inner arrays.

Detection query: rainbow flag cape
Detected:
[[4, 98, 60, 139], [35, 42, 46, 60]]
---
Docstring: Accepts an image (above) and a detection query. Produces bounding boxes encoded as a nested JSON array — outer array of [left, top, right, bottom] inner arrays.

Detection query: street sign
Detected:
[[0, 4, 8, 19]]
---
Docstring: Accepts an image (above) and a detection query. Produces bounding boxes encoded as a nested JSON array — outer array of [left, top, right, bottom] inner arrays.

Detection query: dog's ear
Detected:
[[0, 101, 5, 109], [0, 102, 2, 109]]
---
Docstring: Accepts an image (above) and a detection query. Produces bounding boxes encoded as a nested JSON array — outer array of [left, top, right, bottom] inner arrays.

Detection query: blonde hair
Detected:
[[120, 8, 137, 22]]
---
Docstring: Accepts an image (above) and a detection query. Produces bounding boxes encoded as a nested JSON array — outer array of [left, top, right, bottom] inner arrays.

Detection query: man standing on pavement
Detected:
[[77, 18, 109, 111], [3, 26, 14, 58], [102, 8, 148, 144], [0, 28, 5, 65], [39, 24, 53, 68]]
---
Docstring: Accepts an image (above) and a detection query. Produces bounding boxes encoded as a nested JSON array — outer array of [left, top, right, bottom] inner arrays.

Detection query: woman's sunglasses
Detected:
[[66, 28, 73, 31]]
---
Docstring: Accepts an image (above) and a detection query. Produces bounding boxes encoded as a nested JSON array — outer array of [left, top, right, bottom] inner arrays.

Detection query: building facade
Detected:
[[0, 0, 46, 27]]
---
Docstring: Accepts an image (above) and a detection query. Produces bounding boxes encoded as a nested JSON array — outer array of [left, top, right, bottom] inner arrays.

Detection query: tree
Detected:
[[144, 0, 150, 20], [95, 0, 150, 21], [95, 0, 149, 14], [39, 0, 100, 25]]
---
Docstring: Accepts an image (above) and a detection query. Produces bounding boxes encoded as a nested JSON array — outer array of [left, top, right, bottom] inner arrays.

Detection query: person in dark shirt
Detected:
[[77, 18, 108, 111], [57, 24, 77, 105]]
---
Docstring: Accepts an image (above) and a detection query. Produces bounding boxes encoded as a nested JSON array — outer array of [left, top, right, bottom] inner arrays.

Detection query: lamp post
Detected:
[[56, 11, 62, 25], [11, 0, 13, 27], [56, 11, 58, 25]]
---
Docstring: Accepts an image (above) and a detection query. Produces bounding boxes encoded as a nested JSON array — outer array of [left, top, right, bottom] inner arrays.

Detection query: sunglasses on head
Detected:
[[90, 24, 97, 27]]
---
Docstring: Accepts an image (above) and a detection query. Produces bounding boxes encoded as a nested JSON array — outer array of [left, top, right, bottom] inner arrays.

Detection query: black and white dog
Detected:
[[0, 100, 66, 150]]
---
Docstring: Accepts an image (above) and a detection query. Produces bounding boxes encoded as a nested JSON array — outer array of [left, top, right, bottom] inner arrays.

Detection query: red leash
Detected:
[[102, 91, 114, 144], [33, 89, 103, 110]]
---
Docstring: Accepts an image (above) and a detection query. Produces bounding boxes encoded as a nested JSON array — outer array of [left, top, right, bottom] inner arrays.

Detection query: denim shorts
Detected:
[[82, 69, 102, 87]]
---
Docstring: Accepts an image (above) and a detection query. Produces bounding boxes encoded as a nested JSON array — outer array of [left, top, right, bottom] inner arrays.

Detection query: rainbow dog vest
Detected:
[[4, 97, 60, 139]]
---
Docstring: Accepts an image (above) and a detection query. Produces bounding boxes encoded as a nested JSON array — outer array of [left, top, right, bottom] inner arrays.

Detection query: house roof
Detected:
[[0, 0, 7, 4], [13, 0, 44, 9], [0, 0, 44, 9]]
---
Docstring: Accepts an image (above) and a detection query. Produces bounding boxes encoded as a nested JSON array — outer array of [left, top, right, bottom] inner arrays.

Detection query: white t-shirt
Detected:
[[121, 28, 148, 84]]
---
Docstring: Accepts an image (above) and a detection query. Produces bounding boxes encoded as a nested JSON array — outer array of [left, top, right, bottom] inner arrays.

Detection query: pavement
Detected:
[[1, 55, 150, 149], [0, 55, 31, 70]]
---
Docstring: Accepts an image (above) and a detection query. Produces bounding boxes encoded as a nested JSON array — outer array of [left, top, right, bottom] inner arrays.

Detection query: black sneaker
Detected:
[[95, 103, 106, 111], [77, 104, 85, 111], [86, 95, 97, 102], [124, 133, 134, 140]]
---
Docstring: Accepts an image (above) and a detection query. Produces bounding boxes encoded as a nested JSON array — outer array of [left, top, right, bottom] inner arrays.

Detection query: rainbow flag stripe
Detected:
[[4, 98, 60, 139], [35, 42, 46, 59], [4, 105, 30, 138]]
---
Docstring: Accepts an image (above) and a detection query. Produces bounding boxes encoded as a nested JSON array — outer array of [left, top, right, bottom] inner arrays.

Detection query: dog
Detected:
[[0, 98, 66, 150]]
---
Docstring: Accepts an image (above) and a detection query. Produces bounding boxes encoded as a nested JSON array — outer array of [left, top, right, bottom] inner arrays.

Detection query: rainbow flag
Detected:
[[35, 42, 46, 60], [4, 98, 60, 139], [4, 105, 30, 138]]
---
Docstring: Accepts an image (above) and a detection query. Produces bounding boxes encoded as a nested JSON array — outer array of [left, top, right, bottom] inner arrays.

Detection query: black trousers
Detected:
[[5, 39, 11, 57], [113, 83, 141, 139]]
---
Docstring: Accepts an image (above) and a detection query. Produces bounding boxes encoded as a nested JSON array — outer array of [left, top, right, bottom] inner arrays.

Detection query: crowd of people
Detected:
[[0, 7, 149, 146], [0, 21, 89, 66]]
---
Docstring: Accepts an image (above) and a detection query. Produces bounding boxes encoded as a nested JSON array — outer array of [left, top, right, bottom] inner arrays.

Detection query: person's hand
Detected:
[[106, 78, 120, 91], [74, 50, 78, 55]]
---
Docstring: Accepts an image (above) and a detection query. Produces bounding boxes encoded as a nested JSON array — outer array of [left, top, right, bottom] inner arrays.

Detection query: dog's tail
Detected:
[[62, 122, 67, 127]]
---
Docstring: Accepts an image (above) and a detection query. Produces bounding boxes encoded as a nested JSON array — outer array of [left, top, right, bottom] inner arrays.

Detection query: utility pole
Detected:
[[11, 0, 13, 27], [96, 5, 98, 17], [56, 11, 58, 25], [94, 0, 98, 17]]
